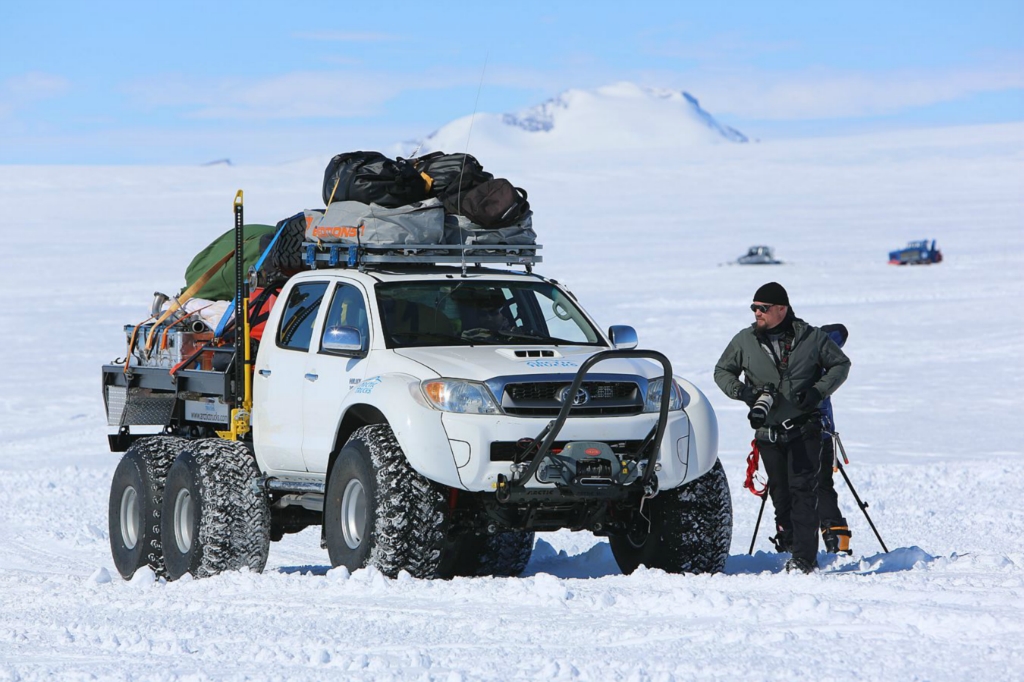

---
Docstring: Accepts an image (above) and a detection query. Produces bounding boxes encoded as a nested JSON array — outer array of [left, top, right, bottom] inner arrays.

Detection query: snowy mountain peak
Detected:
[[401, 82, 746, 158]]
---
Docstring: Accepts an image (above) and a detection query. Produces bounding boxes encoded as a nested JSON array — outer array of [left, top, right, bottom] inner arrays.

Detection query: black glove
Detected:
[[738, 385, 759, 407], [796, 387, 823, 411]]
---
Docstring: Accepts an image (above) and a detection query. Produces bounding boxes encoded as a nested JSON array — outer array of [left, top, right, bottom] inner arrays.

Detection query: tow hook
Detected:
[[495, 474, 511, 503]]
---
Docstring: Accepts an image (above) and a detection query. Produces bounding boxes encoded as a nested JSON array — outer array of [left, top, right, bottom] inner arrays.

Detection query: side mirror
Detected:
[[322, 325, 364, 355], [608, 325, 638, 350]]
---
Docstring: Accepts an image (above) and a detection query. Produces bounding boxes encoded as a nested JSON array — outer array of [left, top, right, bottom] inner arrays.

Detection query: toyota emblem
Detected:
[[560, 386, 590, 406]]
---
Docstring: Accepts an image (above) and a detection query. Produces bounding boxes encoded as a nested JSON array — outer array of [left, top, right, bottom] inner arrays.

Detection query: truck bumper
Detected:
[[441, 410, 700, 492]]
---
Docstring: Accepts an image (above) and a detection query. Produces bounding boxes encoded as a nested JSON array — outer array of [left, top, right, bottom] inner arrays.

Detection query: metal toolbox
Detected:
[[125, 323, 214, 369]]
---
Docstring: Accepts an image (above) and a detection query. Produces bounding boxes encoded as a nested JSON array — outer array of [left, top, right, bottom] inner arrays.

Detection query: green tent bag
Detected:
[[181, 224, 277, 301]]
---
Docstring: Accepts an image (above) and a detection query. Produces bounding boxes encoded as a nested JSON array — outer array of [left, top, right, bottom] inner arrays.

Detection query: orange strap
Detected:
[[144, 250, 233, 354], [158, 302, 214, 351], [123, 316, 155, 374]]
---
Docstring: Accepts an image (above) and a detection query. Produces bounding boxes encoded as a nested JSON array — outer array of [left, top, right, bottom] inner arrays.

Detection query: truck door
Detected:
[[252, 280, 329, 473], [301, 281, 371, 473]]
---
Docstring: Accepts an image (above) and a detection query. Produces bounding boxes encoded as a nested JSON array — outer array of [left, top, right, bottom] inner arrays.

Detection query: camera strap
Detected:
[[759, 329, 795, 375], [779, 333, 794, 373]]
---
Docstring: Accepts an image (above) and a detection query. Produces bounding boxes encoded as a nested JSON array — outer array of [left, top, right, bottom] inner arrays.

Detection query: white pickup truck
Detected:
[[103, 249, 731, 581]]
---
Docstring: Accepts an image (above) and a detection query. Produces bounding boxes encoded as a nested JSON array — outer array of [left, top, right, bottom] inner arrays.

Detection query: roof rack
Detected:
[[302, 242, 542, 274]]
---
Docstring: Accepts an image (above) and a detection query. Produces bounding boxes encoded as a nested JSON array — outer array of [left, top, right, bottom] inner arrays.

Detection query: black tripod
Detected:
[[830, 431, 889, 553]]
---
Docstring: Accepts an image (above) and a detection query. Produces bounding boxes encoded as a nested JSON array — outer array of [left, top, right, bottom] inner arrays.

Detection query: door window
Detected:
[[321, 283, 370, 352], [276, 282, 328, 351]]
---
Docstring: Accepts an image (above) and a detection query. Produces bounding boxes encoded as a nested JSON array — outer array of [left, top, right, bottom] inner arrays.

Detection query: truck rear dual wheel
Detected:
[[325, 424, 451, 579], [610, 459, 733, 575], [160, 439, 271, 581], [108, 436, 189, 579]]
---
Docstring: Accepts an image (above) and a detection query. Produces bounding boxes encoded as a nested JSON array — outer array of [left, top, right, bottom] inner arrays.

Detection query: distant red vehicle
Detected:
[[889, 240, 942, 265]]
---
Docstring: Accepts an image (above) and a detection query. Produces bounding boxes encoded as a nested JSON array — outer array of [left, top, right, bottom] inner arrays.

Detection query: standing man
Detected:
[[714, 283, 850, 573]]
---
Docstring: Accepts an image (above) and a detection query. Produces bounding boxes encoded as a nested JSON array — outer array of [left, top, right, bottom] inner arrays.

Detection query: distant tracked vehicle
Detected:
[[736, 245, 782, 265], [889, 240, 942, 265]]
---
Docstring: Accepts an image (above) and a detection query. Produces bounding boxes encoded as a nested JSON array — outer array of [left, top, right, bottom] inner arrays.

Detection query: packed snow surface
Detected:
[[1, 120, 1023, 680]]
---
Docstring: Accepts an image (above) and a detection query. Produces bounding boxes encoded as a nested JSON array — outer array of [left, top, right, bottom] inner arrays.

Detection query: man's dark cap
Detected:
[[753, 282, 789, 306]]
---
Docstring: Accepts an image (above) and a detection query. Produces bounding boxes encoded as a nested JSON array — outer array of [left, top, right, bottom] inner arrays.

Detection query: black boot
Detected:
[[784, 557, 816, 574], [821, 521, 852, 555], [770, 526, 793, 554]]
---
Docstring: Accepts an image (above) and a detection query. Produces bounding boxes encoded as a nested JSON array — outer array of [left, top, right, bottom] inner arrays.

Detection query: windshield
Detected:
[[376, 280, 605, 348]]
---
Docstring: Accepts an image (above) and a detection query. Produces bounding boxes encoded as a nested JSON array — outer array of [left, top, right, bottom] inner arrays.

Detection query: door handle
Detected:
[[258, 369, 272, 377], [304, 373, 319, 382]]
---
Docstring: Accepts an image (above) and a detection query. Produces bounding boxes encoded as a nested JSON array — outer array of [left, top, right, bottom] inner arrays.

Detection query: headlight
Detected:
[[644, 378, 683, 412], [421, 379, 502, 415]]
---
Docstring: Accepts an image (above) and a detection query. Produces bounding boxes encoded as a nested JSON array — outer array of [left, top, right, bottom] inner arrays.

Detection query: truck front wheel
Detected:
[[325, 425, 450, 578], [610, 459, 733, 575], [107, 436, 188, 579], [160, 439, 271, 580], [444, 531, 535, 578]]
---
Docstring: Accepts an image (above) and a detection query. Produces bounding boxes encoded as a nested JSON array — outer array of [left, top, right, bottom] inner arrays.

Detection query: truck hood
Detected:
[[392, 345, 668, 383]]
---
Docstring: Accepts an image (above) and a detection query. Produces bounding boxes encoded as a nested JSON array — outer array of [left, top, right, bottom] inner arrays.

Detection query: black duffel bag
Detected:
[[322, 151, 429, 207], [412, 152, 493, 202], [443, 178, 530, 228]]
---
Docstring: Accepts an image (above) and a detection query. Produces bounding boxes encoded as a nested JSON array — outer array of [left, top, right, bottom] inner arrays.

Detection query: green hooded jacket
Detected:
[[714, 314, 850, 427]]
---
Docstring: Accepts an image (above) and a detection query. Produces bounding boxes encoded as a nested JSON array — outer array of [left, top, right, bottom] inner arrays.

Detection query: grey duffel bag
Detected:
[[443, 212, 536, 246], [305, 198, 444, 245]]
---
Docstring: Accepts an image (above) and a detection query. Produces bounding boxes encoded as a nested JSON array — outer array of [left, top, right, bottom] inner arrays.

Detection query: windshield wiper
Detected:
[[494, 329, 581, 345], [389, 332, 470, 345]]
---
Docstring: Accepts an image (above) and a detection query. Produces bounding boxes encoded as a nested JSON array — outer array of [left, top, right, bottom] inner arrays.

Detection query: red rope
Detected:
[[743, 439, 767, 497]]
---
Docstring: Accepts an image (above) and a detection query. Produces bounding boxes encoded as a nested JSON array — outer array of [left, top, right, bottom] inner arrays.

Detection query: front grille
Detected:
[[504, 405, 641, 416], [502, 380, 642, 417], [506, 381, 635, 401], [490, 440, 647, 461]]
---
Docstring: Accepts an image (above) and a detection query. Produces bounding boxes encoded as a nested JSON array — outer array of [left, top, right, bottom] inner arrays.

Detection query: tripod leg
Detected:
[[749, 492, 768, 555], [836, 462, 889, 553]]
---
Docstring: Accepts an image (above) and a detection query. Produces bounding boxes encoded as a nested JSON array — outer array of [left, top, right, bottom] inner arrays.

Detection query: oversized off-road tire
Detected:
[[259, 212, 310, 283], [610, 459, 733, 575], [444, 531, 535, 578], [161, 439, 271, 581], [324, 424, 450, 578], [108, 436, 188, 579]]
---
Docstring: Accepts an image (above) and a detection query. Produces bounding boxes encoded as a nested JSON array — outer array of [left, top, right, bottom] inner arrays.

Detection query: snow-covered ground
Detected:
[[1, 120, 1022, 680]]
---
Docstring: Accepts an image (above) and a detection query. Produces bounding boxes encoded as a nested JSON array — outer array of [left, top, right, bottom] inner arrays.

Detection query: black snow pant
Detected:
[[817, 436, 846, 529], [758, 424, 822, 565]]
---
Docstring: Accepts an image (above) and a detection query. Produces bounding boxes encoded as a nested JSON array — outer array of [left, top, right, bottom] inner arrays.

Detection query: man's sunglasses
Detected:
[[750, 303, 774, 313]]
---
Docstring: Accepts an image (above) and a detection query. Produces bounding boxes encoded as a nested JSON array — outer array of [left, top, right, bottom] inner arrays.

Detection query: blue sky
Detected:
[[2, 0, 1021, 164]]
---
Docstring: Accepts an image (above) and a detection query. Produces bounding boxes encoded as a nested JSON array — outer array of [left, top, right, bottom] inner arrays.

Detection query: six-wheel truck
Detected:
[[103, 193, 732, 581]]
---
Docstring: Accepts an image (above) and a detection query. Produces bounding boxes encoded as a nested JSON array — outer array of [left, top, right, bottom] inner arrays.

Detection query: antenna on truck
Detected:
[[457, 53, 488, 275]]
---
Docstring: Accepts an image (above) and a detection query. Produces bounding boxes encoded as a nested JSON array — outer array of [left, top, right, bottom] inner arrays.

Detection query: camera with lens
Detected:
[[747, 383, 777, 429]]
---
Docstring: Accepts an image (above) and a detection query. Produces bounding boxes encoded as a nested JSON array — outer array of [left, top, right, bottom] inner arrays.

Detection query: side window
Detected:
[[276, 282, 328, 351], [321, 283, 369, 351]]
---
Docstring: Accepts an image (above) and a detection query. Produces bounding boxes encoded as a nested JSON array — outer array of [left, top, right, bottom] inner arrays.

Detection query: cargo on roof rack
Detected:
[[300, 241, 542, 273]]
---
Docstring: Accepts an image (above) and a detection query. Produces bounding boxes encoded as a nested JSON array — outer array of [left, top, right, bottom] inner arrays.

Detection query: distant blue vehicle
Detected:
[[889, 239, 942, 265]]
